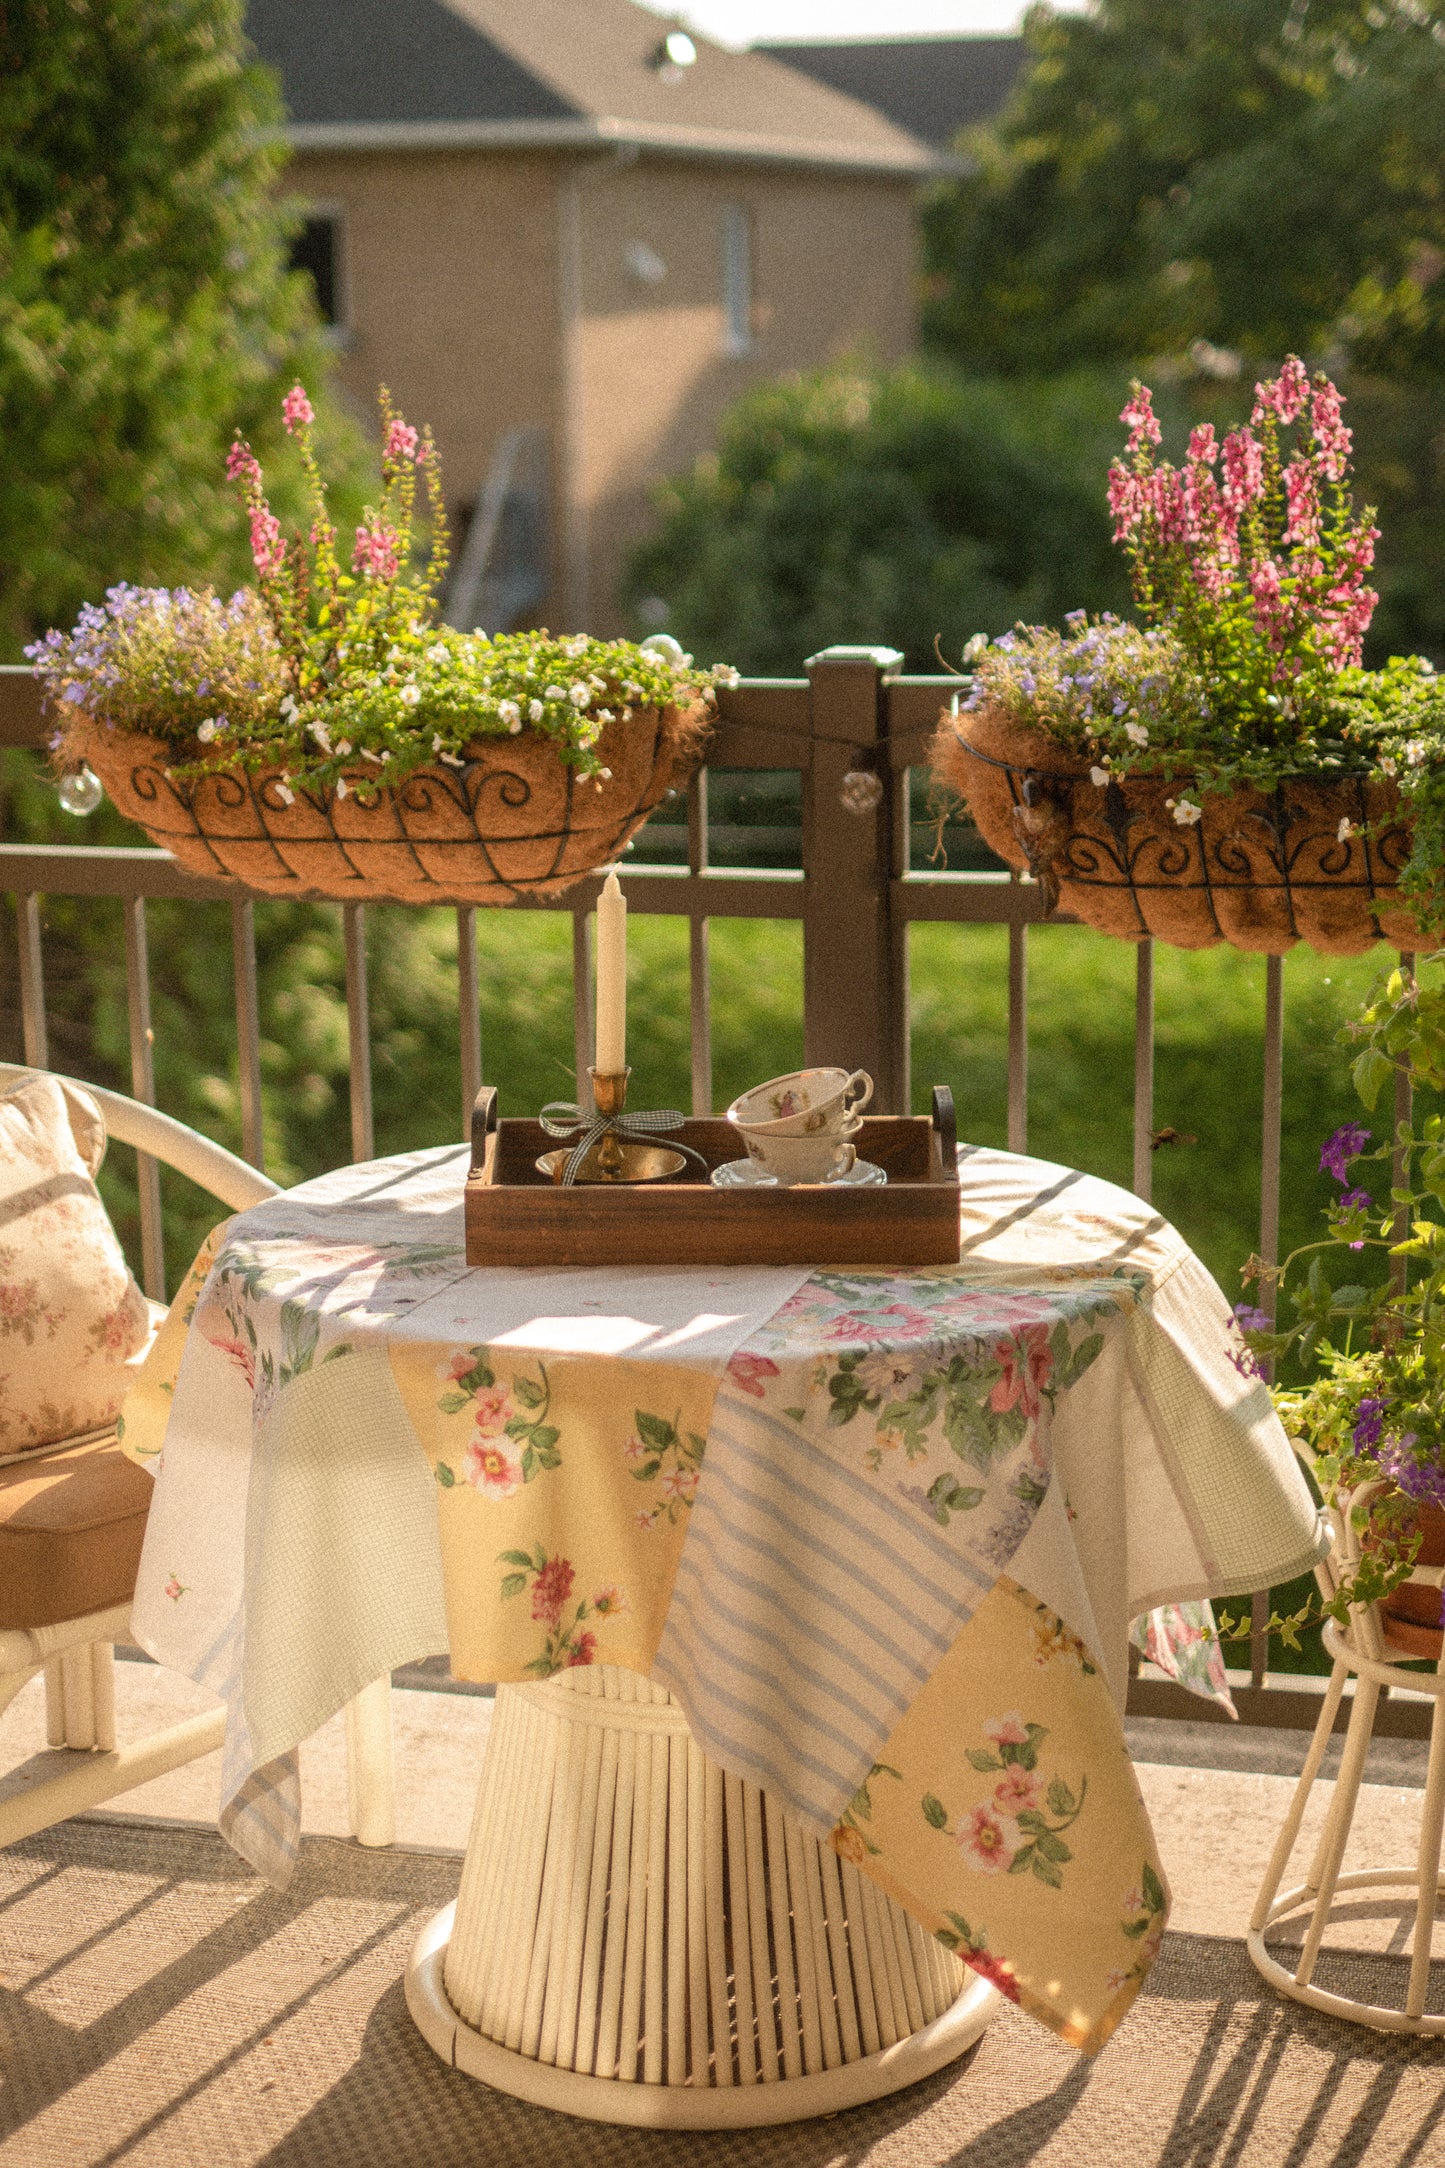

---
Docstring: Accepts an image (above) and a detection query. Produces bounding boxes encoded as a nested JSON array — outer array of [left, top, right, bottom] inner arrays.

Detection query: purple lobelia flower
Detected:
[[1352, 1396, 1386, 1449], [1320, 1122, 1371, 1183]]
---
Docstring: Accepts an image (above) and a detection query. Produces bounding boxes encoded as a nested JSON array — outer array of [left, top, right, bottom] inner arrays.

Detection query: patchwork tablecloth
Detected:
[[119, 1140, 1327, 2054]]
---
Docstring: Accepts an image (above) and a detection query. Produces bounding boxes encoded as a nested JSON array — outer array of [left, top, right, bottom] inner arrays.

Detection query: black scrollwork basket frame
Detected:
[[934, 708, 1422, 957], [65, 704, 709, 906]]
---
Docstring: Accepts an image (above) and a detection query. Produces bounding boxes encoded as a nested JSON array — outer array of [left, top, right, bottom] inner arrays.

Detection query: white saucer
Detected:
[[711, 1158, 887, 1189]]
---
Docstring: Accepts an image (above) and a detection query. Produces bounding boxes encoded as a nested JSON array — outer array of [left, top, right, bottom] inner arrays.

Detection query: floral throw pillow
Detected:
[[0, 1074, 152, 1450]]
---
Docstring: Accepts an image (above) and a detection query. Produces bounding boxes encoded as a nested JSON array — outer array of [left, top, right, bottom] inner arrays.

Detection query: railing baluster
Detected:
[[573, 907, 594, 1111], [457, 906, 482, 1137], [687, 770, 713, 1115], [123, 897, 165, 1301], [17, 893, 48, 1067], [231, 900, 265, 1171], [1007, 915, 1028, 1155], [1132, 939, 1155, 1203], [1392, 951, 1416, 1297], [1252, 951, 1287, 1689], [343, 904, 374, 1163]]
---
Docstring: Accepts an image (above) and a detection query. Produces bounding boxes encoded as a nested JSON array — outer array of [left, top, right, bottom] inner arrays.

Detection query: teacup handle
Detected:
[[842, 1070, 873, 1117], [836, 1141, 857, 1175]]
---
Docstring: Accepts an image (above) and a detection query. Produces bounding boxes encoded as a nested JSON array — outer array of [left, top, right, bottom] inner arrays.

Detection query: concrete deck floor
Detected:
[[0, 1658, 1436, 1955]]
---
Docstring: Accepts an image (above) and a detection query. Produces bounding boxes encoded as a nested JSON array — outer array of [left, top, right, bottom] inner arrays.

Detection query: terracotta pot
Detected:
[[1379, 1500, 1445, 1661], [62, 704, 709, 906], [931, 703, 1422, 956]]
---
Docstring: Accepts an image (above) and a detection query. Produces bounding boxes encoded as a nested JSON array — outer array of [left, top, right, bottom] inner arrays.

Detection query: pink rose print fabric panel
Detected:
[[654, 1263, 1142, 1837], [1130, 1599, 1237, 1716]]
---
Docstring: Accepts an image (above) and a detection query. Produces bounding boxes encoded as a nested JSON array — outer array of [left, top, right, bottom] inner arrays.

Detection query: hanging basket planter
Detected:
[[62, 702, 709, 906], [933, 705, 1422, 957]]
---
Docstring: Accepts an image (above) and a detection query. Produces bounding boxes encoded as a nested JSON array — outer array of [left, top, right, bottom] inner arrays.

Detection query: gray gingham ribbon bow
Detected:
[[539, 1100, 709, 1186]]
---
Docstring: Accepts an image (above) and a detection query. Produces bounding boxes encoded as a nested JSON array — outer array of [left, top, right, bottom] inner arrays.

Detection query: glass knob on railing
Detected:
[[57, 764, 104, 816], [839, 768, 883, 815]]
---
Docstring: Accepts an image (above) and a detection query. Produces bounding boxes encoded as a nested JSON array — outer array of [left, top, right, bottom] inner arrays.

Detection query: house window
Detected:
[[291, 213, 343, 328], [720, 203, 754, 356]]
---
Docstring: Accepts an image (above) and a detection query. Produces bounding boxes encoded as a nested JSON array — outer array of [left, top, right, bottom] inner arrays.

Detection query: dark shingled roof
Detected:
[[243, 0, 950, 175], [754, 36, 1026, 150]]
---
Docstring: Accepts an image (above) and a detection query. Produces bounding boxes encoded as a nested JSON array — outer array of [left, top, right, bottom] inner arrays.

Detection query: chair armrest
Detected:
[[0, 1064, 279, 1213]]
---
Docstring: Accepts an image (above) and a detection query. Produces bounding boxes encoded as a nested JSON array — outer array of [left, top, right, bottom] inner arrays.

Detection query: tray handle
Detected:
[[931, 1085, 958, 1183], [470, 1085, 499, 1180]]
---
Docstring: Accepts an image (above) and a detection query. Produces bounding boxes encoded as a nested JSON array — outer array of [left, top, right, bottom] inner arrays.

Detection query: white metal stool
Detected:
[[1248, 1467, 1445, 2033], [406, 1664, 996, 2127]]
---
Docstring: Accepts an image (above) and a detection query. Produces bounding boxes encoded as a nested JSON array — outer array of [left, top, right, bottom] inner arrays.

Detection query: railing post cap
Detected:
[[804, 645, 904, 674]]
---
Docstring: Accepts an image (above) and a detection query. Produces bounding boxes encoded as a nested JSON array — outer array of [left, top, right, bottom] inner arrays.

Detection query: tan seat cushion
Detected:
[[0, 1434, 153, 1629], [0, 1073, 151, 1450]]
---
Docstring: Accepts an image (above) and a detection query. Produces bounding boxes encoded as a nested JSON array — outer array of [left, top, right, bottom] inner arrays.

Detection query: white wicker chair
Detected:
[[0, 1067, 395, 1851], [1248, 1442, 1445, 2032]]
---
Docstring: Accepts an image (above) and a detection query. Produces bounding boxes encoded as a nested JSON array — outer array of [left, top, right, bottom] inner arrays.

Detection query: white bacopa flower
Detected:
[[426, 643, 448, 663], [596, 708, 614, 723], [1171, 797, 1202, 826], [197, 718, 217, 742], [1337, 816, 1354, 841], [309, 718, 332, 751], [528, 698, 544, 722], [275, 782, 295, 807], [1406, 740, 1428, 767], [563, 635, 587, 659], [1379, 755, 1398, 776], [1125, 721, 1150, 747], [336, 739, 352, 756], [589, 674, 607, 695], [335, 776, 349, 799], [440, 751, 466, 767], [544, 684, 566, 701], [962, 633, 989, 664], [598, 766, 612, 780], [400, 683, 421, 707], [361, 747, 382, 763], [1090, 765, 1109, 787], [569, 682, 591, 707], [386, 646, 402, 664], [279, 694, 299, 723], [431, 734, 444, 754], [497, 699, 521, 726]]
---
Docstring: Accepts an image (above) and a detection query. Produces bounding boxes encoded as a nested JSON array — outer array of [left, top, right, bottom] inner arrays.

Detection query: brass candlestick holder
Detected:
[[589, 1067, 630, 1182], [536, 1068, 702, 1186]]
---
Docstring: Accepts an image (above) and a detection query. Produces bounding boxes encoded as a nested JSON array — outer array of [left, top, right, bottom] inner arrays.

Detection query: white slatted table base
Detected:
[[405, 1665, 996, 2128]]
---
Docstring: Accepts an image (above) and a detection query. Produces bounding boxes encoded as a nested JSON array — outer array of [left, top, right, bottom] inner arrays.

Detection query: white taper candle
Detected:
[[595, 871, 627, 1073]]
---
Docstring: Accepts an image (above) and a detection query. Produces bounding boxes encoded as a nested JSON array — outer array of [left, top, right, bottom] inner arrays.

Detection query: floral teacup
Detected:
[[727, 1066, 873, 1138], [741, 1126, 860, 1186]]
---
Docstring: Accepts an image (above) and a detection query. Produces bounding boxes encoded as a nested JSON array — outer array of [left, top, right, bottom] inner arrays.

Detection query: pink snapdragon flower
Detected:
[[282, 383, 315, 434], [226, 438, 261, 486], [1221, 426, 1264, 514], [385, 418, 419, 463], [1121, 385, 1162, 450], [353, 523, 400, 579], [1254, 355, 1309, 426], [1310, 378, 1352, 482], [249, 507, 285, 578]]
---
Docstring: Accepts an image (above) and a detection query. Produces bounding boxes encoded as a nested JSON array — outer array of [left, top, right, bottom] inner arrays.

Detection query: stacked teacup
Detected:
[[726, 1067, 873, 1185]]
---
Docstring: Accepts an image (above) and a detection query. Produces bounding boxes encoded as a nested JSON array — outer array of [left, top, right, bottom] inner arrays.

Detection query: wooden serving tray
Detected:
[[464, 1086, 961, 1268]]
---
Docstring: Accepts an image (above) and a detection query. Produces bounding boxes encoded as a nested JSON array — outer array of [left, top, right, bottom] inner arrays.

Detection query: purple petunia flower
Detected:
[[1378, 1434, 1445, 1509], [1320, 1121, 1371, 1184], [1233, 1303, 1272, 1335]]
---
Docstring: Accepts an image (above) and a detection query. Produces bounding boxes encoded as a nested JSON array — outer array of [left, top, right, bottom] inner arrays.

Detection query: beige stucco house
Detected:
[[246, 0, 947, 636]]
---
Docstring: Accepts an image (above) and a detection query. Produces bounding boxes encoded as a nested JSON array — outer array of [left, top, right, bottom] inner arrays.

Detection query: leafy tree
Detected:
[[624, 361, 1130, 672], [923, 0, 1445, 380], [922, 0, 1445, 662], [0, 0, 354, 656]]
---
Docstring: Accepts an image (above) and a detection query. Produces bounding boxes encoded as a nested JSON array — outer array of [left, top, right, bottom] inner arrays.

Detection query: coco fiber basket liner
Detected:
[[65, 702, 709, 906], [934, 705, 1421, 957]]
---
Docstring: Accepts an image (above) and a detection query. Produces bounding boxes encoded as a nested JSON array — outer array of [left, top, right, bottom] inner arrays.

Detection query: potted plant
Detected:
[[29, 385, 735, 905], [1236, 956, 1445, 1656], [931, 360, 1445, 956]]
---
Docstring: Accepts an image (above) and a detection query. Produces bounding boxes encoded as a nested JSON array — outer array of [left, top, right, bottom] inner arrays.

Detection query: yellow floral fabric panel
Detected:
[[117, 1219, 233, 1468], [387, 1340, 719, 1685], [833, 1574, 1169, 2057]]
